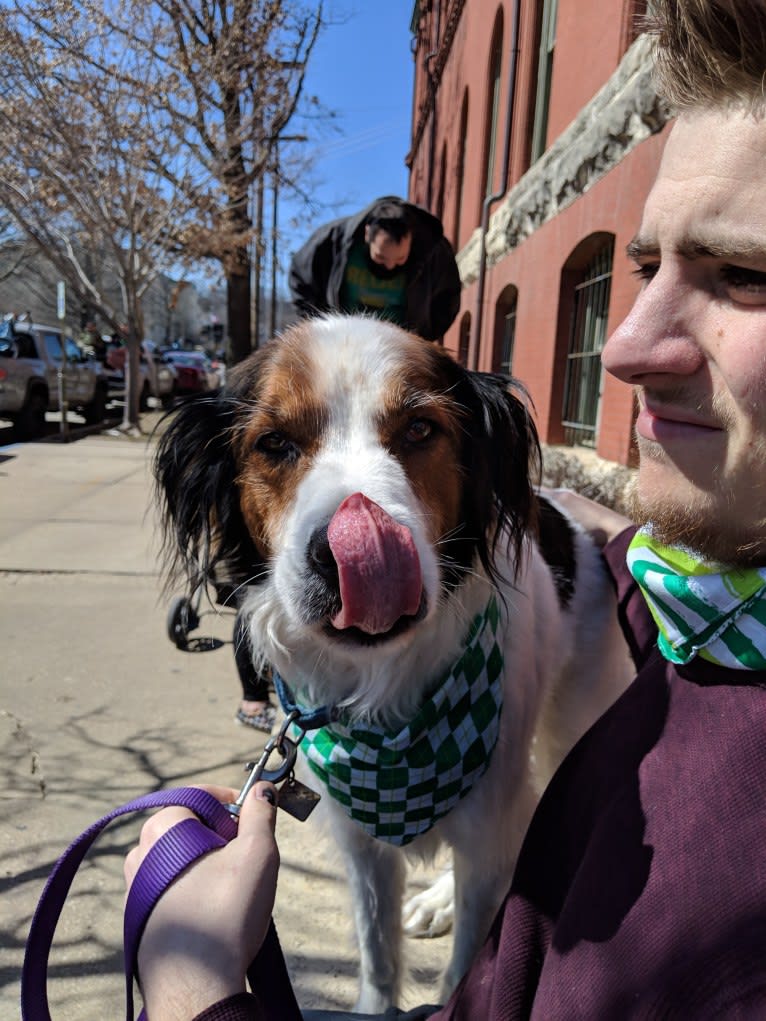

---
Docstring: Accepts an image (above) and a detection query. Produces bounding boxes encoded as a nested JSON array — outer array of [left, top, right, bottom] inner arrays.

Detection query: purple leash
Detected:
[[20, 786, 301, 1021]]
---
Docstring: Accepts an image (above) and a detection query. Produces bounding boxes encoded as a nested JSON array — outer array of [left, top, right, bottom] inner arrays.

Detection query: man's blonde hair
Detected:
[[647, 0, 766, 112]]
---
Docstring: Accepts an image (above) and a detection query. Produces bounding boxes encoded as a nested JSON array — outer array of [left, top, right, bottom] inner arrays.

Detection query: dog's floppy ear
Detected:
[[154, 391, 262, 595], [452, 368, 541, 583]]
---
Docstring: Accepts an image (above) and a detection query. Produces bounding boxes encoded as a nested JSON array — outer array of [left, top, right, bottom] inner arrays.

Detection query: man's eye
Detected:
[[721, 266, 766, 305], [255, 431, 298, 460], [404, 418, 434, 444], [631, 263, 659, 285]]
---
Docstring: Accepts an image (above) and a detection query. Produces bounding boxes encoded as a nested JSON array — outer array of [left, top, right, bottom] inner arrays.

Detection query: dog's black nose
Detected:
[[308, 525, 339, 585]]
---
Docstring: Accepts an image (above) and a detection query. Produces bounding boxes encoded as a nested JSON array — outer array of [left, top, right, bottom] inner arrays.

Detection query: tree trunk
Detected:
[[122, 302, 145, 430], [227, 243, 252, 366], [123, 337, 142, 429]]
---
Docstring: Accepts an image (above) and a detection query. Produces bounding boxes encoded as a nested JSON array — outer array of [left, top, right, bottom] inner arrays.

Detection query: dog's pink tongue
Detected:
[[327, 492, 422, 634]]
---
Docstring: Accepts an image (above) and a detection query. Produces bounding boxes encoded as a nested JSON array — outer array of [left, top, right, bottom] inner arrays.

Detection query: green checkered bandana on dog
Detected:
[[292, 598, 503, 846], [627, 529, 766, 668]]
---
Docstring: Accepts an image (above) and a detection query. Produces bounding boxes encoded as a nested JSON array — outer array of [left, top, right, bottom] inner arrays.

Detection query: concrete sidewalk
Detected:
[[0, 429, 448, 1019]]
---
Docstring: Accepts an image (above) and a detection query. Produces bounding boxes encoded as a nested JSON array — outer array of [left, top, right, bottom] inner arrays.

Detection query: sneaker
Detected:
[[235, 703, 277, 733]]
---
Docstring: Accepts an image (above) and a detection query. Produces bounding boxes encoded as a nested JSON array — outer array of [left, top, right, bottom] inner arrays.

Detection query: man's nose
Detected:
[[601, 269, 704, 383]]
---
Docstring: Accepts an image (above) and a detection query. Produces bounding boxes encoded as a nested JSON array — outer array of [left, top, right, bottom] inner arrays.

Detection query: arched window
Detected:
[[530, 0, 558, 161], [458, 311, 471, 367], [493, 285, 518, 374], [559, 235, 615, 447], [453, 89, 469, 249], [479, 8, 504, 216]]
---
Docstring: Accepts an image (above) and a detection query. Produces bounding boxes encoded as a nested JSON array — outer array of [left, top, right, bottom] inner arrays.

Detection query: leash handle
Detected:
[[21, 787, 237, 1021], [123, 816, 229, 1020]]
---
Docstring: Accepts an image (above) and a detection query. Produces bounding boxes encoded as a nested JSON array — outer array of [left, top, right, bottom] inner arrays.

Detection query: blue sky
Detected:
[[277, 1, 417, 283]]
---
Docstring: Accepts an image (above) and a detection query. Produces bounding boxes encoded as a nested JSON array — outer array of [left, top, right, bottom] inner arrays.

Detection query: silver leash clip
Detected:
[[225, 711, 300, 818]]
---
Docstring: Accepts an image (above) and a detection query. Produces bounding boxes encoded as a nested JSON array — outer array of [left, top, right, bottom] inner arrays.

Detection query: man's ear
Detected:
[[363, 224, 372, 244]]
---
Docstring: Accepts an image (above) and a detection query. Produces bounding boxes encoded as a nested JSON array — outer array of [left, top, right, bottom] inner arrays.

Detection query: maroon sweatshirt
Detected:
[[194, 528, 766, 1020]]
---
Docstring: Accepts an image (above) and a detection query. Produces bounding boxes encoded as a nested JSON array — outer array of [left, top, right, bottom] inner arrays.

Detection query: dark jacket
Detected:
[[288, 196, 461, 341]]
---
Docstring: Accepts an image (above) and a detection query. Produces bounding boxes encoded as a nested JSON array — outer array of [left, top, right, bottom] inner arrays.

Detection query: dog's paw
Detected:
[[402, 868, 454, 938]]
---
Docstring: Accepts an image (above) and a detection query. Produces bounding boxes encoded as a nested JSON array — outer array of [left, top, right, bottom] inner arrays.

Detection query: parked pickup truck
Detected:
[[0, 316, 108, 439]]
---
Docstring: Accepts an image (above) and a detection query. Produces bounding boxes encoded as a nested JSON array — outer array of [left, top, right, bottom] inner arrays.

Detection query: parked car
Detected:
[[161, 349, 220, 395], [142, 342, 178, 408], [104, 340, 176, 410], [0, 316, 108, 438]]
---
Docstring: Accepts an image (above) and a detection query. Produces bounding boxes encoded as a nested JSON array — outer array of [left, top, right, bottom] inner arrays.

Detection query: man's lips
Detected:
[[636, 398, 723, 442]]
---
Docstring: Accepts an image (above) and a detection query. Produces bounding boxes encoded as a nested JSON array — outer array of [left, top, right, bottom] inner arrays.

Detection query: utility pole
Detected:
[[268, 134, 307, 339], [251, 173, 265, 350], [269, 158, 279, 338], [56, 281, 70, 441]]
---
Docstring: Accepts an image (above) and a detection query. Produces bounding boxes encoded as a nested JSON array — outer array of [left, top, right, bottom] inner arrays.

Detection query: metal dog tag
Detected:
[[278, 775, 321, 822]]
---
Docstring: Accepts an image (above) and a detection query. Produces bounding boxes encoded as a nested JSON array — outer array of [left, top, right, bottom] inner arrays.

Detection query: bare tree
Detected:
[[0, 233, 35, 285], [15, 0, 325, 365], [0, 7, 205, 428], [154, 0, 325, 363]]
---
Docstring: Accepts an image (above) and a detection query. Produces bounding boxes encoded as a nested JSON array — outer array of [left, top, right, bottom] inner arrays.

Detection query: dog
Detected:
[[154, 314, 633, 1012]]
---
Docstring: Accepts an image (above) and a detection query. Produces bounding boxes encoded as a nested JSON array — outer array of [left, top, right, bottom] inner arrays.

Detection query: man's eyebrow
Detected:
[[626, 231, 766, 263], [677, 232, 766, 262], [625, 236, 658, 260]]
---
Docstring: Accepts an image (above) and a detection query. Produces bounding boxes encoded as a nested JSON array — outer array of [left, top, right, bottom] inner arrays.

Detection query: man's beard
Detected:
[[630, 482, 766, 567], [629, 384, 766, 566], [630, 486, 720, 558], [366, 253, 407, 280]]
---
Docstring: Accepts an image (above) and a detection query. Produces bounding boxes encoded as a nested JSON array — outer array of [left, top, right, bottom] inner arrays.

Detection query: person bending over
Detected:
[[288, 196, 461, 343]]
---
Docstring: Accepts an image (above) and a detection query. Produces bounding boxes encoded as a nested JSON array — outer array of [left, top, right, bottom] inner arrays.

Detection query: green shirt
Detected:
[[339, 239, 407, 325]]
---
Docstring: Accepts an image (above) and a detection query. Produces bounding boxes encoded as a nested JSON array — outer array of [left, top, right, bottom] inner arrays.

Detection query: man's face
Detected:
[[602, 110, 766, 564], [364, 225, 412, 271]]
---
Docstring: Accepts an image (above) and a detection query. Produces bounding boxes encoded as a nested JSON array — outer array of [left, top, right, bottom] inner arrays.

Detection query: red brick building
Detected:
[[406, 0, 673, 467]]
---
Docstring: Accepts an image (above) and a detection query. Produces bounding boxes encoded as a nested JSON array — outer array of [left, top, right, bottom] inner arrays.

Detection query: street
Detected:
[[0, 425, 448, 1018]]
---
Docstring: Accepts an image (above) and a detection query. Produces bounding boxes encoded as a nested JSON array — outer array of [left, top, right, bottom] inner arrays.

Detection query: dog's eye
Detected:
[[404, 418, 434, 444], [255, 431, 297, 460]]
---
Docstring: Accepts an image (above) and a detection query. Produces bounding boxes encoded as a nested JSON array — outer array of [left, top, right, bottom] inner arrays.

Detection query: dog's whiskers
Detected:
[[436, 558, 485, 586]]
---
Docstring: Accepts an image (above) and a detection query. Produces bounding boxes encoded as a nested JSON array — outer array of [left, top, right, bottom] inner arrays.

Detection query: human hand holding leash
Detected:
[[123, 782, 279, 1021]]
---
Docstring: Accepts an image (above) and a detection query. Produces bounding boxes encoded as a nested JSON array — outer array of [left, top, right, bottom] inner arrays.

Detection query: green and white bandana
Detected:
[[293, 598, 504, 846], [626, 529, 766, 669]]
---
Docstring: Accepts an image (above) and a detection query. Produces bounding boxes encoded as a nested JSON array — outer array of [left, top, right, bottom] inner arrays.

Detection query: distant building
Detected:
[[0, 241, 215, 348], [407, 0, 670, 467], [0, 245, 64, 328], [143, 277, 205, 346]]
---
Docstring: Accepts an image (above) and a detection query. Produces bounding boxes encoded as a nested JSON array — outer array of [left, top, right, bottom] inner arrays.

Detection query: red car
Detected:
[[161, 350, 220, 395]]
